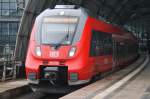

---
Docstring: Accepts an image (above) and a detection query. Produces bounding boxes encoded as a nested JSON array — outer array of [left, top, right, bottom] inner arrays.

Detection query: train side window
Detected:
[[96, 31, 112, 56], [90, 30, 97, 56], [90, 30, 112, 57]]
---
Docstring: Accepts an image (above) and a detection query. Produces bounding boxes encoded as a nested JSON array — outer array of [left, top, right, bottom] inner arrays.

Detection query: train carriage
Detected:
[[25, 5, 138, 93]]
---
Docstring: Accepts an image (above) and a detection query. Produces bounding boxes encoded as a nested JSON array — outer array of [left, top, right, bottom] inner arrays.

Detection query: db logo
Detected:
[[49, 51, 59, 58]]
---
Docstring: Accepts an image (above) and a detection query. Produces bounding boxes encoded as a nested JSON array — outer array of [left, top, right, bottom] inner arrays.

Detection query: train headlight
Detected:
[[35, 46, 41, 56], [69, 47, 76, 57]]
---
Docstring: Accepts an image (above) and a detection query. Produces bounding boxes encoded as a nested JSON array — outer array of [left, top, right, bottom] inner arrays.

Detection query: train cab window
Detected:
[[41, 16, 79, 45], [90, 30, 112, 57]]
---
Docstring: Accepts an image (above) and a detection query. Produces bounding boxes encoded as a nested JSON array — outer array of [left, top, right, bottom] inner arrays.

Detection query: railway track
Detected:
[[14, 91, 64, 99]]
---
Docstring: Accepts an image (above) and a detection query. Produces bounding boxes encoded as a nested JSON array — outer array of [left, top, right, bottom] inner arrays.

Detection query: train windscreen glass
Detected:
[[41, 16, 79, 45]]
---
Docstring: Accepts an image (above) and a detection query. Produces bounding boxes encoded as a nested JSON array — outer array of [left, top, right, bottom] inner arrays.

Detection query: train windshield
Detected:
[[41, 16, 79, 45]]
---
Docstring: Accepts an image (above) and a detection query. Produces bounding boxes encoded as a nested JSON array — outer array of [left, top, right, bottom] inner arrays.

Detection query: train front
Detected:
[[25, 5, 92, 93]]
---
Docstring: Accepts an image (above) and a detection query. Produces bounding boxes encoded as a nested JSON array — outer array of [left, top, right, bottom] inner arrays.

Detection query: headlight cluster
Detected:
[[35, 46, 41, 56], [69, 47, 76, 57]]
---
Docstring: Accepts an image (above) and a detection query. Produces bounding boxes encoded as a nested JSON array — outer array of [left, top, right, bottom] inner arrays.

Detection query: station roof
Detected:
[[14, 0, 150, 61]]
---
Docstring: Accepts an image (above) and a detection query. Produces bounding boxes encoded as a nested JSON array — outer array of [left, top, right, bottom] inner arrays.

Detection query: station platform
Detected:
[[105, 60, 150, 99], [0, 79, 28, 93], [0, 79, 29, 99]]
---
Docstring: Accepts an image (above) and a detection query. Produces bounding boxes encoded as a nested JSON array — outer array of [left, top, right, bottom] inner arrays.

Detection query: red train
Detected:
[[25, 5, 138, 93]]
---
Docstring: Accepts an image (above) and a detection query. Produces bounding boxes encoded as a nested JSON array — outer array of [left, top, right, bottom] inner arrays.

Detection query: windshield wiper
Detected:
[[54, 16, 70, 50], [54, 34, 69, 49]]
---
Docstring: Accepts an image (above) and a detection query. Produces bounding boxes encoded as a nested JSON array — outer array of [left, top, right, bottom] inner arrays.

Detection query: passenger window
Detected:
[[90, 30, 97, 56], [90, 30, 112, 57]]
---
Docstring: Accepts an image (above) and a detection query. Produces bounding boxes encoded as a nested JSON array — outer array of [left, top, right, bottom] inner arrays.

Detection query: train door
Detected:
[[90, 30, 98, 74], [112, 40, 117, 70], [116, 42, 121, 67], [112, 40, 120, 69]]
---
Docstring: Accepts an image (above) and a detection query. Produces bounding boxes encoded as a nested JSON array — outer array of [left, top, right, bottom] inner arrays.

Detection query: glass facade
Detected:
[[0, 0, 25, 57], [0, 0, 25, 17], [0, 22, 19, 54]]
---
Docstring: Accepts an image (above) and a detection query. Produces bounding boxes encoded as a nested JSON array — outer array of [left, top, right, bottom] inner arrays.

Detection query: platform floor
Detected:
[[105, 61, 150, 99], [0, 79, 28, 93]]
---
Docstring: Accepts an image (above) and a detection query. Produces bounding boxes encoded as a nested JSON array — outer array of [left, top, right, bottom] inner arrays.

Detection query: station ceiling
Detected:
[[14, 0, 150, 61]]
